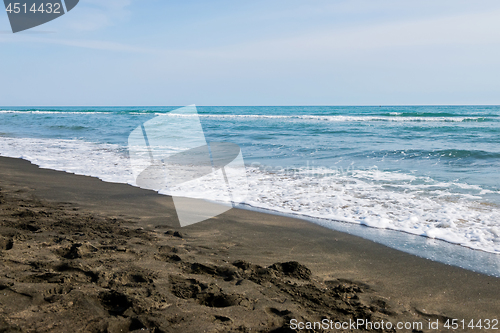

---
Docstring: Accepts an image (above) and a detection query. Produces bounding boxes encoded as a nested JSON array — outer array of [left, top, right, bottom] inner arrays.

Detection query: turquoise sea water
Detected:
[[1, 106, 500, 275]]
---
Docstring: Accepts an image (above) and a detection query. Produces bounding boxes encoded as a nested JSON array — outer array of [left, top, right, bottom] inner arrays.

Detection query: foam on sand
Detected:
[[1, 136, 500, 257]]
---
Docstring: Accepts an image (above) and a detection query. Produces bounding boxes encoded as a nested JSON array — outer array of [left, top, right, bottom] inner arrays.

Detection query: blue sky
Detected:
[[1, 0, 500, 106]]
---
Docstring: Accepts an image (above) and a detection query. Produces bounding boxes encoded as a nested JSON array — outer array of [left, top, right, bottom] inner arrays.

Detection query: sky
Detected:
[[1, 0, 500, 106]]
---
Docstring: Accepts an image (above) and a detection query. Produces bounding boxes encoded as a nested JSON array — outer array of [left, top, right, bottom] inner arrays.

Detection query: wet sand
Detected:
[[0, 156, 499, 332]]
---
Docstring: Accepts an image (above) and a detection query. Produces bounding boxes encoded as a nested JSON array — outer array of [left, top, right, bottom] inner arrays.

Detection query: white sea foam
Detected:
[[0, 137, 134, 184], [0, 110, 489, 123], [165, 113, 487, 123], [241, 166, 500, 253], [1, 137, 499, 253]]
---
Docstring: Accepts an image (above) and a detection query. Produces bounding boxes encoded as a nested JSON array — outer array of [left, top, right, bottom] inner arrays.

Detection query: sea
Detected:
[[1, 106, 500, 276]]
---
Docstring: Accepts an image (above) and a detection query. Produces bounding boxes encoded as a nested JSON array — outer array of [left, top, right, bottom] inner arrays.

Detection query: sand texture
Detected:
[[0, 157, 499, 332]]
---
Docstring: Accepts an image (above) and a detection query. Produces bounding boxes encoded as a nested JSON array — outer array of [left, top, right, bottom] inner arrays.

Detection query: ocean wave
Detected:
[[1, 109, 494, 123], [164, 113, 492, 123], [380, 111, 499, 118], [47, 125, 88, 130], [367, 149, 500, 160]]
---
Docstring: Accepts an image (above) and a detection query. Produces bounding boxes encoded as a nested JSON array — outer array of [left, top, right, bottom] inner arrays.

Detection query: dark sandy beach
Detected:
[[0, 156, 499, 332]]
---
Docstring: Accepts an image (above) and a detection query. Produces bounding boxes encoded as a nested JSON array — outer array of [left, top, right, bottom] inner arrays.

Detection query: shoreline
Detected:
[[237, 203, 500, 277], [1, 132, 499, 255], [1, 156, 499, 332], [3, 150, 500, 275]]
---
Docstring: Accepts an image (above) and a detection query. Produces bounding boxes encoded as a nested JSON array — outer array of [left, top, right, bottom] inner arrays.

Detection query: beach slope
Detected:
[[0, 156, 499, 332]]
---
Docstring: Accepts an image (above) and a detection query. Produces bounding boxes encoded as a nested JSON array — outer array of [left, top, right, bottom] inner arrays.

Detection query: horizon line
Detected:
[[2, 104, 500, 108]]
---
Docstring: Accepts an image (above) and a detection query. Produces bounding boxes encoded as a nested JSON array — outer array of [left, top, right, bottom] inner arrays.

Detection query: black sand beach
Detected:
[[0, 156, 499, 332]]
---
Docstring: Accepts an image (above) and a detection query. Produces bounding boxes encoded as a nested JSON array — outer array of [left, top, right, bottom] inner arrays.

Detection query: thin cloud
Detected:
[[1, 4, 500, 61], [64, 0, 132, 32], [189, 8, 500, 61]]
